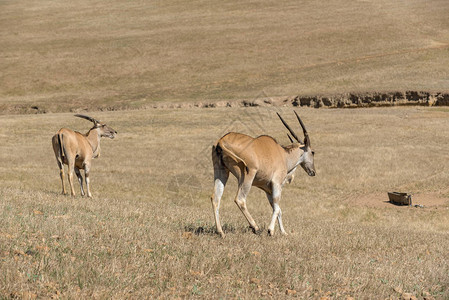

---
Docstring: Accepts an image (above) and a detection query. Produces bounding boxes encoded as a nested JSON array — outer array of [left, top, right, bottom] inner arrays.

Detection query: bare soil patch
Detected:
[[348, 192, 449, 209]]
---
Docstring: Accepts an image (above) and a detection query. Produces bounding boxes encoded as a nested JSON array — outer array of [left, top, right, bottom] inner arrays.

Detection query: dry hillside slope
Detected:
[[1, 0, 449, 112]]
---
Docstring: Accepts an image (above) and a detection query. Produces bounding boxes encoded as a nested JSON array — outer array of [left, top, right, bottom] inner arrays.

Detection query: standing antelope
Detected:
[[211, 111, 315, 237], [52, 114, 117, 197]]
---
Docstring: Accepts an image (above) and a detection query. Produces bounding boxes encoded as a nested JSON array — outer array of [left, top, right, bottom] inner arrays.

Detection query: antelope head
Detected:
[[277, 111, 316, 177], [75, 114, 117, 139]]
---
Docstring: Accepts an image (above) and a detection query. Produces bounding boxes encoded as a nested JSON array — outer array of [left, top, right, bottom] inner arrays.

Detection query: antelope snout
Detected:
[[308, 170, 316, 176], [109, 130, 117, 139]]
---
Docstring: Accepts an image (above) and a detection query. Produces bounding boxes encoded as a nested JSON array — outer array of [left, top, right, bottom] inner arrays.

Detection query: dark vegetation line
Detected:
[[146, 90, 449, 109], [2, 90, 449, 115]]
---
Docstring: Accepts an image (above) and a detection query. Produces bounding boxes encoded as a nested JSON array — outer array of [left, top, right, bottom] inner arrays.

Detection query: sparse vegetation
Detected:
[[1, 0, 449, 298], [0, 107, 448, 298]]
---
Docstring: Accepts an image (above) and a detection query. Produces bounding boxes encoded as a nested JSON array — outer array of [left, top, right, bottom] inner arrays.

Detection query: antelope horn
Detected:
[[74, 114, 100, 125], [294, 111, 310, 147], [277, 112, 303, 144], [287, 133, 294, 144]]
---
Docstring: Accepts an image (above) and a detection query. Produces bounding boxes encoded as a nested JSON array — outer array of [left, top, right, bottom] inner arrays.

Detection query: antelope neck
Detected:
[[285, 148, 304, 174], [86, 128, 101, 156]]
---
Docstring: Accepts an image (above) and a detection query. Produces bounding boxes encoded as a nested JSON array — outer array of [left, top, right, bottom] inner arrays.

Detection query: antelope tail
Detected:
[[216, 143, 249, 174], [58, 133, 65, 159]]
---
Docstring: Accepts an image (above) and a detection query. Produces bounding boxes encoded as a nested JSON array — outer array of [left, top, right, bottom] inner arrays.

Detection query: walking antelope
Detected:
[[211, 111, 315, 237], [52, 114, 117, 197]]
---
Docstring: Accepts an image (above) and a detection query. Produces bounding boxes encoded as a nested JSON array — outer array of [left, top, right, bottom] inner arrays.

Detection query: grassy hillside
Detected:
[[1, 1, 448, 297], [0, 107, 448, 298], [1, 0, 449, 112]]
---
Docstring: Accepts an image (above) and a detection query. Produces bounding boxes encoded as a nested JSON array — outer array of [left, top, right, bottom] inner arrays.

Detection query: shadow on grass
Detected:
[[384, 200, 411, 207], [184, 223, 266, 236], [184, 224, 231, 236], [45, 189, 67, 197]]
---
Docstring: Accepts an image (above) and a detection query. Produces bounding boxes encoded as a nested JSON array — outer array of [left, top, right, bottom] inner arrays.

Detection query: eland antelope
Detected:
[[52, 114, 117, 197], [210, 111, 315, 237]]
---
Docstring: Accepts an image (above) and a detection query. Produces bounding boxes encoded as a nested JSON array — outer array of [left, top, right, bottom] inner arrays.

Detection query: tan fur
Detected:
[[51, 115, 116, 197], [210, 112, 315, 237]]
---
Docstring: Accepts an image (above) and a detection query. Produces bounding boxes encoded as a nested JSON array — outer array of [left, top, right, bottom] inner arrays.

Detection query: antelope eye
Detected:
[[312, 151, 315, 155]]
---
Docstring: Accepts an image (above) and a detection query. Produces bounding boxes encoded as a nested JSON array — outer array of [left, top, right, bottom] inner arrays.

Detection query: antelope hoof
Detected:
[[268, 229, 275, 236], [251, 227, 262, 235]]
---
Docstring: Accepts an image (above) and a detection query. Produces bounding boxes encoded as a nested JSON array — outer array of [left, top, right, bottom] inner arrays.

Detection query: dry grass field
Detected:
[[0, 107, 448, 299], [1, 0, 449, 112], [1, 0, 449, 299]]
